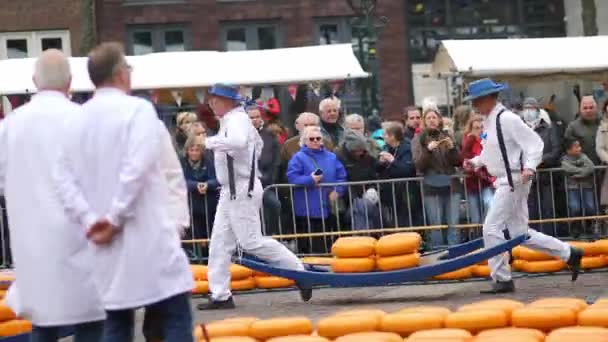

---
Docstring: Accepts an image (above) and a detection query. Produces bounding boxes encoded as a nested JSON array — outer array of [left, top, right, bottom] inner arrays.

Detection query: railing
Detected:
[[181, 166, 608, 259]]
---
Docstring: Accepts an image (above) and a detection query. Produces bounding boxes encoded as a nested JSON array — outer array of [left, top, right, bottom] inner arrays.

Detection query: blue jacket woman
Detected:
[[287, 129, 348, 219]]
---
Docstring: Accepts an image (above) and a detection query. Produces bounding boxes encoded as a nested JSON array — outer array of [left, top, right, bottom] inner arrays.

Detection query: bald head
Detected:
[[580, 96, 598, 121], [33, 49, 71, 93], [295, 112, 320, 133]]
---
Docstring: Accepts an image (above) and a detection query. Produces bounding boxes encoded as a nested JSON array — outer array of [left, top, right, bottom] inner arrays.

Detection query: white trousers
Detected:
[[208, 180, 304, 301], [483, 178, 571, 282]]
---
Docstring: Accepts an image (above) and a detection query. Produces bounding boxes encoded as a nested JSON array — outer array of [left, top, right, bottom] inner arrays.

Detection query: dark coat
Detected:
[[181, 152, 219, 217], [258, 127, 280, 187]]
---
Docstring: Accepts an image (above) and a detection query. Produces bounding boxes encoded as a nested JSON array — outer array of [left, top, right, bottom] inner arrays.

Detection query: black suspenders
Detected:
[[496, 109, 524, 192], [225, 128, 257, 200]]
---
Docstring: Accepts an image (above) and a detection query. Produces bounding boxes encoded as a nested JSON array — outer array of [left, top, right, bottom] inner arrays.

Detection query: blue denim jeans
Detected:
[[102, 292, 193, 342], [424, 191, 462, 248], [31, 321, 104, 342], [568, 188, 597, 217], [467, 187, 495, 224]]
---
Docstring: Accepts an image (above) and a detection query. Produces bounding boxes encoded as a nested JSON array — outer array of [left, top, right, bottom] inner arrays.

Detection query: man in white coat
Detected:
[[463, 78, 583, 294], [0, 49, 105, 341], [53, 42, 194, 341], [198, 84, 311, 310]]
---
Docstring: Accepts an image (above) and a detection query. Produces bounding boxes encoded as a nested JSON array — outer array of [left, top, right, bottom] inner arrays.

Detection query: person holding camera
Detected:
[[287, 126, 347, 254], [412, 109, 463, 248]]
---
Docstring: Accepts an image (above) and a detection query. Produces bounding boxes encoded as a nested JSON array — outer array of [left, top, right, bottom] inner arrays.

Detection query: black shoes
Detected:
[[197, 296, 236, 310], [567, 246, 584, 282], [298, 285, 313, 302], [480, 280, 515, 294]]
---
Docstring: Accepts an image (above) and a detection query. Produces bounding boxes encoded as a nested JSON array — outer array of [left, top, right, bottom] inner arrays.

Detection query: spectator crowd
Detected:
[[164, 87, 608, 257]]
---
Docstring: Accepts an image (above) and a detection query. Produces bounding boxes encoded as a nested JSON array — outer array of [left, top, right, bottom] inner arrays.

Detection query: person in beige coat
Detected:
[[595, 100, 608, 210]]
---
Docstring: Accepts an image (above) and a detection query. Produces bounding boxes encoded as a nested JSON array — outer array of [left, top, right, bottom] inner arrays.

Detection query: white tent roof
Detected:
[[432, 36, 608, 82], [0, 44, 368, 95]]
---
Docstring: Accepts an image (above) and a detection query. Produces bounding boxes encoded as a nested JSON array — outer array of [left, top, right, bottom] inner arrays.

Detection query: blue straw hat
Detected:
[[208, 84, 243, 101], [464, 78, 507, 102]]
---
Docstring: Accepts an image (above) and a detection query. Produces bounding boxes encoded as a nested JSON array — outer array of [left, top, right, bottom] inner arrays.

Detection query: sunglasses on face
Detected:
[[308, 137, 322, 142]]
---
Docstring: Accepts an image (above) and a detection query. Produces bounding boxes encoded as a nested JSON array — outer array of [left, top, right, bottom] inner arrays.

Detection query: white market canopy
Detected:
[[432, 36, 608, 82], [0, 44, 368, 95]]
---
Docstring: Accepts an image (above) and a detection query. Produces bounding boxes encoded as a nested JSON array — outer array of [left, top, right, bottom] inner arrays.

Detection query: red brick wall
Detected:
[[0, 0, 83, 55], [96, 0, 413, 116]]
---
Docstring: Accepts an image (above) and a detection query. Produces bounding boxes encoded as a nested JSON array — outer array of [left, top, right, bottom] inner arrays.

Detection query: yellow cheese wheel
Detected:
[[0, 302, 16, 322], [407, 328, 472, 341], [398, 306, 451, 318], [334, 332, 403, 342], [529, 297, 588, 312], [458, 299, 525, 316], [511, 307, 577, 331], [380, 312, 444, 336], [568, 241, 604, 256], [512, 259, 526, 271], [254, 276, 295, 289], [0, 290, 5, 299], [375, 233, 422, 256], [267, 336, 329, 342], [578, 308, 608, 327], [230, 264, 254, 280], [376, 253, 420, 271], [191, 264, 208, 280], [582, 256, 607, 269], [433, 267, 473, 281], [595, 298, 608, 306], [301, 257, 334, 265], [513, 246, 555, 261], [0, 275, 14, 291], [194, 318, 259, 339], [594, 240, 608, 255], [0, 320, 32, 337], [209, 338, 259, 342], [331, 258, 376, 273], [334, 309, 386, 321], [192, 280, 209, 294], [253, 271, 271, 277], [546, 327, 608, 342], [475, 327, 545, 342], [445, 309, 508, 333], [472, 265, 491, 278], [517, 260, 566, 273], [248, 317, 313, 340], [230, 277, 256, 291], [331, 237, 377, 258], [317, 315, 380, 339]]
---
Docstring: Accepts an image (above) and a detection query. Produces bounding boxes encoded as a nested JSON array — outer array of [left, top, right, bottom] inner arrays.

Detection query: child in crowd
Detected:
[[561, 137, 597, 236]]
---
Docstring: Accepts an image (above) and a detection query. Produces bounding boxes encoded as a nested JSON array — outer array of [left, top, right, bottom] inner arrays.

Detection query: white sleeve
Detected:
[[106, 101, 162, 227], [158, 121, 190, 231], [0, 120, 8, 194], [507, 113, 544, 171], [205, 114, 250, 154], [52, 115, 98, 229]]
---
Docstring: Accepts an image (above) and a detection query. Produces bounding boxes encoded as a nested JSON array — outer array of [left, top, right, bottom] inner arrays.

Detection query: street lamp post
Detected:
[[347, 0, 387, 116]]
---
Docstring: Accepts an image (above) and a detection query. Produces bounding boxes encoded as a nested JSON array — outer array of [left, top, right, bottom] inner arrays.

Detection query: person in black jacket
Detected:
[[377, 121, 418, 228], [522, 97, 563, 236], [247, 105, 282, 235]]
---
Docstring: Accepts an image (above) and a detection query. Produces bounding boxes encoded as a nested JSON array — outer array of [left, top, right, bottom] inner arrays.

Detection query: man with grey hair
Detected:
[[344, 113, 380, 158], [319, 97, 344, 145], [566, 96, 601, 164], [0, 49, 105, 341]]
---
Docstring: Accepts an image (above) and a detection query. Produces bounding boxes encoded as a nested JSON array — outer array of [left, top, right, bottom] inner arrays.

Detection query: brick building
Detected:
[[95, 0, 412, 118]]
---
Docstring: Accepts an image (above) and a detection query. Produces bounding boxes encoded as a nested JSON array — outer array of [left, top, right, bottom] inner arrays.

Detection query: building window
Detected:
[[127, 25, 190, 55], [221, 23, 281, 51], [314, 19, 352, 45], [0, 30, 71, 59]]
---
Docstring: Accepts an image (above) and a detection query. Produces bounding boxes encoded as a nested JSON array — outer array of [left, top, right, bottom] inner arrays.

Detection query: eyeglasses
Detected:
[[308, 137, 322, 142]]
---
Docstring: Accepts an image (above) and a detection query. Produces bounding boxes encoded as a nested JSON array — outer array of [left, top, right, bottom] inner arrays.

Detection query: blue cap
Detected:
[[208, 84, 242, 101], [464, 78, 507, 102]]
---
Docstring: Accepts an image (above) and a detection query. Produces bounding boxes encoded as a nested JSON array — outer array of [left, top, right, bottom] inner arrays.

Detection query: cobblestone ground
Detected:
[[125, 271, 606, 341]]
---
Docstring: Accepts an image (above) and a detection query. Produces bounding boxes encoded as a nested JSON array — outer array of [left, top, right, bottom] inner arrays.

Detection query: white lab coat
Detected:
[[158, 121, 190, 234], [0, 91, 105, 326], [53, 88, 193, 310], [471, 103, 570, 282], [206, 106, 303, 301]]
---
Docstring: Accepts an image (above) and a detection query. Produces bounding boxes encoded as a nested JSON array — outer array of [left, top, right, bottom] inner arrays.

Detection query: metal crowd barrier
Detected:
[[181, 166, 608, 258]]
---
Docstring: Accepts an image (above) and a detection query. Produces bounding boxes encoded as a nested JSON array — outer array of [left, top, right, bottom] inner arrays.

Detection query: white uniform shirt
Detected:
[[0, 91, 105, 325], [53, 88, 193, 310], [206, 106, 263, 188], [471, 103, 544, 180], [158, 121, 190, 233]]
